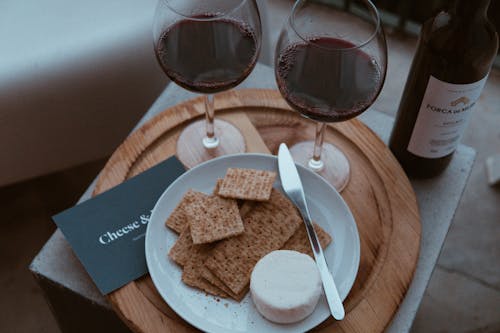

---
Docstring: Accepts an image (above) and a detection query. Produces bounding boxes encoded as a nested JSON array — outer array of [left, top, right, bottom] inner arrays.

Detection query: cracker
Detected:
[[168, 227, 192, 266], [182, 246, 229, 298], [165, 190, 203, 233], [282, 223, 332, 257], [218, 168, 276, 201], [200, 267, 248, 301], [216, 178, 248, 208], [213, 179, 223, 195], [169, 226, 228, 297], [187, 193, 244, 244], [168, 226, 211, 267], [196, 200, 256, 301], [204, 189, 302, 294], [238, 201, 257, 218]]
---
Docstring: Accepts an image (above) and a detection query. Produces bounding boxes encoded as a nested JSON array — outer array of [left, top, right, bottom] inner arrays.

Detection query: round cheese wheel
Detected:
[[250, 250, 322, 324]]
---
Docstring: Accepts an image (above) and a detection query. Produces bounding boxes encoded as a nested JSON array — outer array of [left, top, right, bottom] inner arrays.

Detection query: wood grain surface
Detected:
[[93, 89, 421, 333]]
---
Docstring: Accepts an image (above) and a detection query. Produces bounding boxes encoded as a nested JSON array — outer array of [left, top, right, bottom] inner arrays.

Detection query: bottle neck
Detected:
[[453, 0, 490, 18]]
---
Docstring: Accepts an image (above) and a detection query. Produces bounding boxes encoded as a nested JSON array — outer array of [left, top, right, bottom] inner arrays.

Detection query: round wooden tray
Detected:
[[93, 89, 420, 333]]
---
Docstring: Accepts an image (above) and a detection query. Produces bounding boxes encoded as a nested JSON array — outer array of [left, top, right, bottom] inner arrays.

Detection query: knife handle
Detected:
[[313, 244, 345, 320], [292, 193, 345, 320]]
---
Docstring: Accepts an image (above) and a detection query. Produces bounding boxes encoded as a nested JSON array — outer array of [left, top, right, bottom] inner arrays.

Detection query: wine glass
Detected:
[[275, 0, 387, 192], [153, 0, 261, 168]]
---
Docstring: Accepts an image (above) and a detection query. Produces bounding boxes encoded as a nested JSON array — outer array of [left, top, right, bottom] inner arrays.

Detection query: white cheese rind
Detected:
[[250, 250, 322, 324]]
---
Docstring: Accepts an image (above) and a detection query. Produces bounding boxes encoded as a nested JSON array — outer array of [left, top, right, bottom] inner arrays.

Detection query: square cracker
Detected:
[[168, 226, 211, 267], [182, 197, 255, 299], [186, 193, 244, 244], [213, 179, 223, 195], [238, 201, 257, 217], [165, 190, 203, 233], [282, 223, 332, 257], [217, 168, 276, 201], [198, 200, 257, 301], [182, 246, 229, 298], [204, 189, 302, 294], [200, 267, 248, 301], [168, 227, 229, 297]]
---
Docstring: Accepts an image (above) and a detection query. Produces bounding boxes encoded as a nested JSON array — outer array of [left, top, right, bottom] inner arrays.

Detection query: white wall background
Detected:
[[0, 0, 272, 186]]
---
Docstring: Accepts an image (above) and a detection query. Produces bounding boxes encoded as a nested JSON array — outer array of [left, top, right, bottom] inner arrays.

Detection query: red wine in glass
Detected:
[[152, 0, 262, 168], [274, 0, 387, 192], [155, 15, 259, 94], [276, 37, 383, 123]]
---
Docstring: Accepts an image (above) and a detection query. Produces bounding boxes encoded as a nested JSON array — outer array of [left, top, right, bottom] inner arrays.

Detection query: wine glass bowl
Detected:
[[153, 0, 261, 168], [275, 0, 387, 191]]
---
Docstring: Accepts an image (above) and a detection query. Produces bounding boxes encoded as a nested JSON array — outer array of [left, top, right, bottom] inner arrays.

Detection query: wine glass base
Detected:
[[289, 141, 350, 192], [176, 119, 246, 169]]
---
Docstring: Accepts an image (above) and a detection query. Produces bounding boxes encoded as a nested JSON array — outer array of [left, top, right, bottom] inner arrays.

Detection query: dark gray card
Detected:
[[53, 156, 185, 294]]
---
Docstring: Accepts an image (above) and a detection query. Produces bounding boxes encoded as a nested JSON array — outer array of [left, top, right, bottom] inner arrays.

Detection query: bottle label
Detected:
[[407, 75, 487, 158]]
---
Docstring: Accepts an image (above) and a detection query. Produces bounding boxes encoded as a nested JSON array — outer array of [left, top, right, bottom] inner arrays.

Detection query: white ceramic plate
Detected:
[[145, 153, 360, 333]]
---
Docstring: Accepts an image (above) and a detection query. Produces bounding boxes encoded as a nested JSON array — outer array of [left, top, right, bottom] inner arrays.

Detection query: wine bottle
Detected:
[[389, 0, 498, 178]]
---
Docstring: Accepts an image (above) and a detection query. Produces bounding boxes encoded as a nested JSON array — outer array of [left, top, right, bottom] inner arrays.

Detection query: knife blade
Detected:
[[278, 143, 345, 320]]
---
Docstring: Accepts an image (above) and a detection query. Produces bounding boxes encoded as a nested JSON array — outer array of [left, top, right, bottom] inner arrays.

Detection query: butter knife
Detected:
[[278, 143, 345, 320]]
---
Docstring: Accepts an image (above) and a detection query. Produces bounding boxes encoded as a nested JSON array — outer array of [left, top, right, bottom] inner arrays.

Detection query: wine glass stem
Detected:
[[203, 94, 219, 149], [309, 122, 326, 172]]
